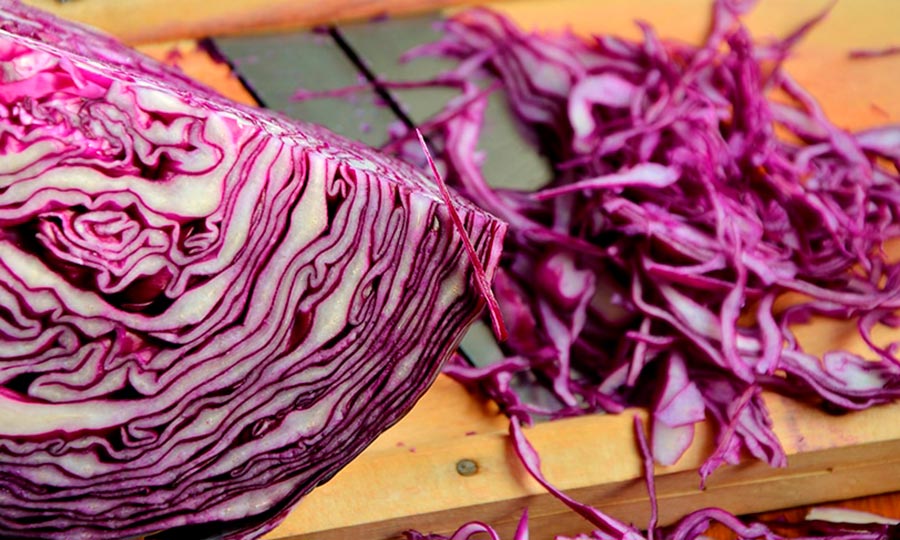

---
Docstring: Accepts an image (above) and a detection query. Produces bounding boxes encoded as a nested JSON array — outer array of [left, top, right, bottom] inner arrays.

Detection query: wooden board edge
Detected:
[[272, 438, 900, 539], [267, 396, 900, 539]]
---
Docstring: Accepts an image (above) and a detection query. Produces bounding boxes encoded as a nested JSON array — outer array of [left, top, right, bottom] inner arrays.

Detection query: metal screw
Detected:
[[455, 458, 478, 477]]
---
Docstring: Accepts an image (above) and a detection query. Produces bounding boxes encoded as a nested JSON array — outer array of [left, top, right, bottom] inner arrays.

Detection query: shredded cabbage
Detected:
[[362, 0, 900, 480], [385, 1, 900, 538]]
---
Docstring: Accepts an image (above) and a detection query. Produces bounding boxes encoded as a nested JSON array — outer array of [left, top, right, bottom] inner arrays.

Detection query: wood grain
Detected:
[[257, 392, 900, 540], [129, 1, 900, 538]]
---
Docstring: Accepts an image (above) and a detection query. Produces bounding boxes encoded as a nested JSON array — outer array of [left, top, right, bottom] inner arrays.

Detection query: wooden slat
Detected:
[[22, 0, 493, 44], [260, 393, 900, 540]]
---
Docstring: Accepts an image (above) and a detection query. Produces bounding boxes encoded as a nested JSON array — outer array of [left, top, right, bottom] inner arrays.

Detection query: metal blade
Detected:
[[213, 30, 395, 147], [336, 15, 552, 192]]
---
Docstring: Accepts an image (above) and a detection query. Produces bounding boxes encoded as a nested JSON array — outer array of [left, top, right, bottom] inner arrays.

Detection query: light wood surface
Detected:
[[253, 384, 900, 540], [134, 2, 900, 538]]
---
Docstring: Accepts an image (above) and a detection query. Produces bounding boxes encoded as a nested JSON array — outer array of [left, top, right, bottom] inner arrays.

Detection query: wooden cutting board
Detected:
[[137, 1, 900, 538]]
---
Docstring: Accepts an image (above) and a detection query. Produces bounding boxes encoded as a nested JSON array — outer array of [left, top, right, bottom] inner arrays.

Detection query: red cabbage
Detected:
[[848, 45, 900, 59], [364, 0, 900, 479], [0, 2, 506, 539]]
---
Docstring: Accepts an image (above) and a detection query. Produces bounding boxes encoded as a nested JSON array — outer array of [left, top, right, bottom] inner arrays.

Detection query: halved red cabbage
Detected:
[[0, 2, 505, 539]]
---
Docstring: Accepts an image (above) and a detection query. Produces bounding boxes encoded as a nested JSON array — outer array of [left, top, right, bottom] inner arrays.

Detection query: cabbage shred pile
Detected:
[[377, 0, 900, 478]]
